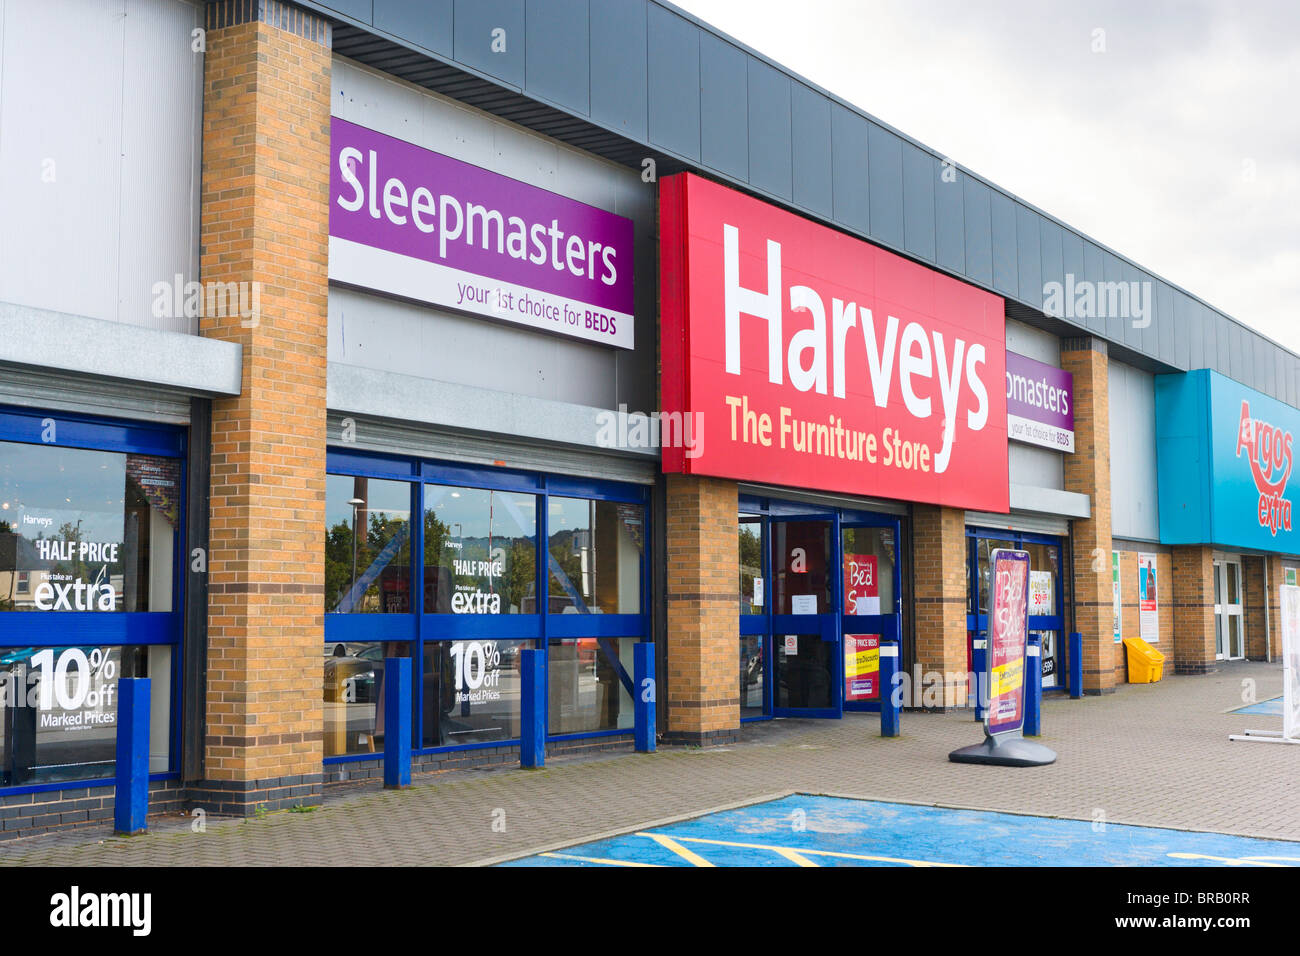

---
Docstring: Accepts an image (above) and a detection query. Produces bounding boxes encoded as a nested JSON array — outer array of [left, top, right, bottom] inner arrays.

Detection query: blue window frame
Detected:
[[0, 404, 185, 794], [324, 448, 650, 763], [965, 526, 1067, 699], [737, 494, 903, 722]]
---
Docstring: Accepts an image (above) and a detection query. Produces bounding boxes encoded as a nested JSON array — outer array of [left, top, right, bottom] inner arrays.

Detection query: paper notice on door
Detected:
[[752, 578, 764, 607], [784, 635, 799, 655], [856, 596, 880, 615], [791, 594, 817, 615]]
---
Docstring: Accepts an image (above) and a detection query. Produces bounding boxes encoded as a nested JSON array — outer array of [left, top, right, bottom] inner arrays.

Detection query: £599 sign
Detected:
[[660, 173, 1008, 510]]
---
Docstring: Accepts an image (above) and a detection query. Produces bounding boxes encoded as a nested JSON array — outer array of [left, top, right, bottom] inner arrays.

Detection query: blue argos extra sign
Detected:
[[1155, 370, 1297, 553]]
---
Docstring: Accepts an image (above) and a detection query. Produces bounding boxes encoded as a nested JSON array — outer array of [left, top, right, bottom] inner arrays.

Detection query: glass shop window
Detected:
[[424, 486, 538, 614], [0, 645, 172, 785], [0, 442, 179, 613], [324, 475, 412, 614], [547, 498, 643, 615]]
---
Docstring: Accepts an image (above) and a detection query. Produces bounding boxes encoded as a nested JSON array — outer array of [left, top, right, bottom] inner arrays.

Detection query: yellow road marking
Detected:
[[773, 847, 819, 867], [539, 852, 661, 867], [638, 832, 964, 867], [636, 832, 717, 866]]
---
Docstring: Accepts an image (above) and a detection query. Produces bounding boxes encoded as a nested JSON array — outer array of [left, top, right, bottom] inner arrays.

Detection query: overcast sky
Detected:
[[673, 0, 1300, 354]]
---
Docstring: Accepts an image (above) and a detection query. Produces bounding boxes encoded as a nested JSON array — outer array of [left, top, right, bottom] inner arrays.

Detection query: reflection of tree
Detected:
[[504, 539, 535, 613], [739, 525, 761, 606], [324, 511, 409, 612], [548, 529, 584, 605]]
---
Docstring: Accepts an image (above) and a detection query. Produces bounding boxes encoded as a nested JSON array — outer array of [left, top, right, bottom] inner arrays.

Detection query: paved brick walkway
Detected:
[[1, 660, 1294, 866]]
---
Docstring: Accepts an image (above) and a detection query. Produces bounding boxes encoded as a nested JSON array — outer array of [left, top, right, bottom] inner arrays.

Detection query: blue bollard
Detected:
[[879, 640, 900, 737], [114, 677, 151, 836], [520, 648, 545, 768], [634, 642, 656, 753], [1068, 631, 1083, 698], [972, 635, 987, 721], [1025, 634, 1042, 737], [383, 657, 411, 789]]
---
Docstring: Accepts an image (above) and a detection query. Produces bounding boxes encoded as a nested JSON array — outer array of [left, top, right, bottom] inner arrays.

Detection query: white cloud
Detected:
[[673, 0, 1300, 355]]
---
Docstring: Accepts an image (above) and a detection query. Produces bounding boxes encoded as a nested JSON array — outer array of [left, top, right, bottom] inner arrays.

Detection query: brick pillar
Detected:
[[1243, 556, 1268, 660], [1266, 556, 1285, 660], [664, 475, 739, 745], [1062, 337, 1116, 693], [911, 504, 968, 710], [1172, 546, 1216, 673], [196, 0, 332, 812]]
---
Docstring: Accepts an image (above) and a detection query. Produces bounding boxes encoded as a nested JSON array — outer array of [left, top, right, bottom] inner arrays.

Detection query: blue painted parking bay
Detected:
[[501, 795, 1300, 867]]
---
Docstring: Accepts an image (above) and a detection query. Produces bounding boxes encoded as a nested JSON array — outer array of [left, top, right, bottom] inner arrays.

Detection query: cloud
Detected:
[[674, 0, 1300, 353]]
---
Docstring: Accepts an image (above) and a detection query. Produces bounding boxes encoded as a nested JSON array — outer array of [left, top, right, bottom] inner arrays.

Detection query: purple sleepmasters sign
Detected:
[[329, 117, 635, 349], [1005, 351, 1074, 453]]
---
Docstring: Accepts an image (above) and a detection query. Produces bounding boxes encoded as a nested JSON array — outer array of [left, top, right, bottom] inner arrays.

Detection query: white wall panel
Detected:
[[0, 0, 202, 332], [330, 57, 657, 412], [1109, 360, 1160, 540]]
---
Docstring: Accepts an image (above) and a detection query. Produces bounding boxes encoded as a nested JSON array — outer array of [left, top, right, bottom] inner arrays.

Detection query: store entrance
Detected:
[[738, 500, 902, 721], [966, 528, 1066, 700], [1213, 555, 1245, 660]]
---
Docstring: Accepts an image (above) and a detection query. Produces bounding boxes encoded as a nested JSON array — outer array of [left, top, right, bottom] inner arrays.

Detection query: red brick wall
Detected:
[[664, 475, 739, 740], [200, 11, 331, 783], [1062, 341, 1116, 693], [1172, 546, 1216, 674], [911, 504, 968, 708], [1114, 549, 1173, 679]]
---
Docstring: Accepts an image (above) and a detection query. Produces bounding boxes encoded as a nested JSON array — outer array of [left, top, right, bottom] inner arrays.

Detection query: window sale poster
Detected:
[[1138, 552, 1159, 643], [843, 554, 879, 702], [987, 549, 1030, 737]]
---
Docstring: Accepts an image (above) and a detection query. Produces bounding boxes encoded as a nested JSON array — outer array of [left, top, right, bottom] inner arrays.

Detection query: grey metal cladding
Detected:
[[454, 0, 525, 88], [747, 58, 793, 201], [935, 167, 964, 274], [867, 123, 904, 250], [1156, 281, 1175, 366], [830, 104, 869, 234], [700, 33, 749, 180], [1081, 242, 1106, 336], [962, 176, 992, 287], [1015, 204, 1041, 307], [791, 83, 833, 218], [1038, 218, 1063, 314], [319, 0, 373, 20], [1121, 261, 1143, 354], [1101, 251, 1124, 345], [304, 0, 1300, 404], [901, 143, 936, 262], [989, 191, 1017, 296], [524, 0, 589, 115], [647, 4, 700, 160], [590, 0, 647, 139], [373, 0, 450, 57]]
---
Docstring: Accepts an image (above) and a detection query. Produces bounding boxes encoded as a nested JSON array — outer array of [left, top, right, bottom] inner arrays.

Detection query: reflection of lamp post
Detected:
[[348, 497, 365, 593]]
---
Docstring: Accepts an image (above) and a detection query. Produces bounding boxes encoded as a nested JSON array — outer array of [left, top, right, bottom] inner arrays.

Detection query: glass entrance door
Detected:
[[967, 529, 1066, 705], [771, 518, 839, 717], [1214, 556, 1245, 660], [841, 519, 902, 712]]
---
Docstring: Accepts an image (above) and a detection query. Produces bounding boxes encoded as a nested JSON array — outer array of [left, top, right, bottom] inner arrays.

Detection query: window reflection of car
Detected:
[[323, 643, 384, 703]]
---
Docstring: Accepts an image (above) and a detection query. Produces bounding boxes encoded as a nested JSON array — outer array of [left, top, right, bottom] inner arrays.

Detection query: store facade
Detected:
[[1, 0, 1299, 837]]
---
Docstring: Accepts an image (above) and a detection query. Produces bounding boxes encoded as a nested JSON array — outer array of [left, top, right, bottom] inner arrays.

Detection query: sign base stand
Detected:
[[949, 733, 1057, 767], [1228, 729, 1300, 745]]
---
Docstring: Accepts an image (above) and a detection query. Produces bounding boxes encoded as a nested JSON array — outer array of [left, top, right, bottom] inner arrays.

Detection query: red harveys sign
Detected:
[[660, 173, 1008, 511]]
